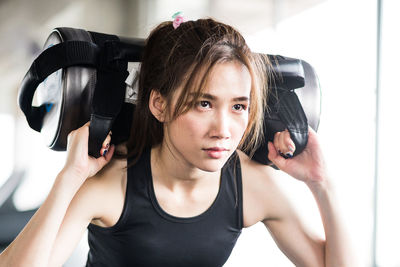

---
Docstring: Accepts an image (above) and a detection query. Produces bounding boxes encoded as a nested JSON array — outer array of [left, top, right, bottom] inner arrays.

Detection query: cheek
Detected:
[[234, 115, 249, 138], [171, 114, 205, 140]]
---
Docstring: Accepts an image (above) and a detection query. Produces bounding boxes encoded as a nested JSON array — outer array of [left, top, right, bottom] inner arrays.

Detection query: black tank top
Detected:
[[86, 149, 243, 267]]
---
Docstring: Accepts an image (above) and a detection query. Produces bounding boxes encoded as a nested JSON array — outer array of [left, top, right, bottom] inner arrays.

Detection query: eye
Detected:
[[232, 104, 247, 112], [198, 100, 211, 109]]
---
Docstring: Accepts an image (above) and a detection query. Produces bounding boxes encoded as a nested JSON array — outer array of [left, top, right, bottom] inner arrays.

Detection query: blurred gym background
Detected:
[[0, 0, 398, 266]]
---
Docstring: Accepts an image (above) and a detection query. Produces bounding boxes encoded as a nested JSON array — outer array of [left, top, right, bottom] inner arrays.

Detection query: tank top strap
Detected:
[[127, 148, 152, 190], [221, 151, 243, 229]]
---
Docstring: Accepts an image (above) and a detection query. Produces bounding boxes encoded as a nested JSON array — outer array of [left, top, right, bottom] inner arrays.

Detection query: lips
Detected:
[[202, 147, 229, 159]]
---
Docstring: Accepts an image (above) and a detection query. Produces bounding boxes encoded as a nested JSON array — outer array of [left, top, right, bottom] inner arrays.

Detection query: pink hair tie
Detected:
[[172, 11, 186, 29]]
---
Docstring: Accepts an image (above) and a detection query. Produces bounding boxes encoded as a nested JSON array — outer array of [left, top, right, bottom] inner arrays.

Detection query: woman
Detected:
[[0, 17, 355, 266]]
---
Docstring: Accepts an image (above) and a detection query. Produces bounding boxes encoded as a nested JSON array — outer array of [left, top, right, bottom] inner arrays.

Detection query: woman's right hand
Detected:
[[0, 121, 114, 267], [62, 121, 115, 184]]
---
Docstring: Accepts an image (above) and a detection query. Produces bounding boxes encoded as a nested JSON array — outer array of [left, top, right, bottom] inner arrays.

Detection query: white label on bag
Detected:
[[125, 62, 140, 104]]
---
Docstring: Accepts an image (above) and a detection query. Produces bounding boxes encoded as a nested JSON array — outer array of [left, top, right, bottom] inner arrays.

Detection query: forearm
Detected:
[[0, 170, 82, 267], [307, 178, 357, 267]]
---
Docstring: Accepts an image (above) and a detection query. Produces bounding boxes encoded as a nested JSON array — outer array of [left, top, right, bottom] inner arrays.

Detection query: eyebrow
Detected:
[[198, 93, 249, 102]]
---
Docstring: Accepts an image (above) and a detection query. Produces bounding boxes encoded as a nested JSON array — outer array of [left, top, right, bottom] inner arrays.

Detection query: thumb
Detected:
[[267, 141, 287, 169], [99, 144, 115, 166], [89, 144, 115, 177]]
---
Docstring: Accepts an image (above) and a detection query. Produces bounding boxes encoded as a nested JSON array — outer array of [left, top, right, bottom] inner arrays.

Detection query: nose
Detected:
[[210, 110, 231, 139]]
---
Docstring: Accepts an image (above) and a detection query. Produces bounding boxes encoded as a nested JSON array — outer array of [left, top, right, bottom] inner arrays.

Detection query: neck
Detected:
[[151, 144, 220, 192]]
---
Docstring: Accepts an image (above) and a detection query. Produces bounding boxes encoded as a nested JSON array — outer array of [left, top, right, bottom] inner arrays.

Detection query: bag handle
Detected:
[[18, 41, 100, 132]]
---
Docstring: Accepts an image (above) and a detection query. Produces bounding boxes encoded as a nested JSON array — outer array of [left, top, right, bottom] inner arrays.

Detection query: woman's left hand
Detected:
[[268, 127, 328, 185]]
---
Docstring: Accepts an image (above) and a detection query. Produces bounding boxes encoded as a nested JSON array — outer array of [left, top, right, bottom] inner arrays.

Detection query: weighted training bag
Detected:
[[252, 55, 321, 165], [18, 27, 320, 165], [18, 27, 143, 158]]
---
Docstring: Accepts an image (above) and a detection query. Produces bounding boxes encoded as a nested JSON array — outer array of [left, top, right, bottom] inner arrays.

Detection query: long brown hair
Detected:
[[119, 18, 268, 165]]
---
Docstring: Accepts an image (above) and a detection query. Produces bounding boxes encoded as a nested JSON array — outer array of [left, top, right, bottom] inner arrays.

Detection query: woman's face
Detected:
[[163, 61, 251, 172]]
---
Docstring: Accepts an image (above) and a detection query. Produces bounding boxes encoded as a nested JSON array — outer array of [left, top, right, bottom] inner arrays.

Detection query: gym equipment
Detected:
[[18, 27, 143, 158], [18, 27, 320, 165], [252, 55, 320, 164]]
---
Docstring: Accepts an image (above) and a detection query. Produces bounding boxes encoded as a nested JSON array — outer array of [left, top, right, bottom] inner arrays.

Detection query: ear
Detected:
[[149, 89, 167, 122]]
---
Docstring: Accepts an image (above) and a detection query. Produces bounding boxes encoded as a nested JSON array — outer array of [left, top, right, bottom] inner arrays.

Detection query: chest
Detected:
[[111, 217, 240, 267], [88, 152, 243, 266], [88, 182, 241, 267], [152, 181, 221, 218]]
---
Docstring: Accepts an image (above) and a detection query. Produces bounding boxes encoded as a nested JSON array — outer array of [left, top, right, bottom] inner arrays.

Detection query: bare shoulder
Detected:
[[90, 150, 128, 191], [78, 145, 128, 226], [236, 150, 293, 228], [236, 150, 276, 181]]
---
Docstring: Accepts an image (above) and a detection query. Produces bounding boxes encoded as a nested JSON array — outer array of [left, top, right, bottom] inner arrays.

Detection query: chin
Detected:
[[196, 158, 230, 173]]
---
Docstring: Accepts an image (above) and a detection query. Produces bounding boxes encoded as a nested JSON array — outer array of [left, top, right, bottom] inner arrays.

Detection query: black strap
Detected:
[[276, 90, 309, 156], [18, 34, 139, 157], [104, 40, 144, 62], [249, 56, 310, 166], [87, 32, 130, 158], [18, 41, 100, 132], [250, 89, 308, 166], [34, 41, 99, 80]]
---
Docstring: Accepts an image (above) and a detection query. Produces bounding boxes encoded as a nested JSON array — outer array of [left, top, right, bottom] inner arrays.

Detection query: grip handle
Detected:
[[18, 41, 100, 132]]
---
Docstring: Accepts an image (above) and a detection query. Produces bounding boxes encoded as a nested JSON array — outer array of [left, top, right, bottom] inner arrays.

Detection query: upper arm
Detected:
[[47, 175, 107, 266], [263, 206, 325, 267], [238, 151, 325, 267], [48, 157, 127, 266]]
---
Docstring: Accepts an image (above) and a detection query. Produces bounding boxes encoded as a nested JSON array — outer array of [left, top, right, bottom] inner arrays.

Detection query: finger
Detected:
[[275, 130, 295, 157], [69, 121, 90, 142], [278, 131, 286, 151], [97, 145, 115, 166], [268, 141, 278, 159], [100, 146, 109, 157], [67, 131, 73, 147], [104, 144, 115, 161], [102, 133, 112, 148], [77, 121, 91, 134], [282, 130, 296, 157], [274, 131, 287, 157], [268, 141, 287, 167], [98, 144, 115, 164], [89, 145, 115, 177], [273, 132, 282, 153], [100, 132, 112, 156]]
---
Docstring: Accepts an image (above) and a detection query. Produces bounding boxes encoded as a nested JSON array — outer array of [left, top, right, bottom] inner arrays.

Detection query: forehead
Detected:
[[168, 61, 252, 116], [204, 61, 251, 98]]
